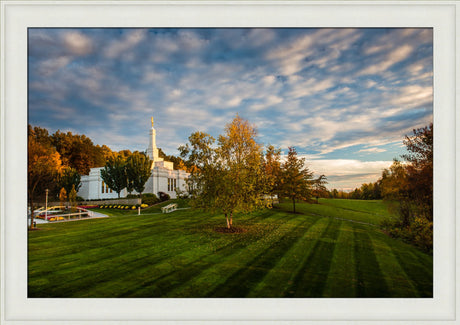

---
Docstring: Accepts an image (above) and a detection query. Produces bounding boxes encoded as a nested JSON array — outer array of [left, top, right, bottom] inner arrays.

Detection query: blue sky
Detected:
[[28, 28, 433, 190]]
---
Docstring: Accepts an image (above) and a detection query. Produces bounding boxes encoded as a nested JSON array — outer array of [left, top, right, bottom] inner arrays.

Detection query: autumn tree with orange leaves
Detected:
[[28, 129, 63, 228]]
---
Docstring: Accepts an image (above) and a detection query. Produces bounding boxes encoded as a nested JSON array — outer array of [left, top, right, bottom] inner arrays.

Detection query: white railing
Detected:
[[36, 207, 96, 222]]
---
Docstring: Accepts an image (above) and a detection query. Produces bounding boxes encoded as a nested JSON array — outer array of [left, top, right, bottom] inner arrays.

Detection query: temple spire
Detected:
[[147, 116, 163, 165]]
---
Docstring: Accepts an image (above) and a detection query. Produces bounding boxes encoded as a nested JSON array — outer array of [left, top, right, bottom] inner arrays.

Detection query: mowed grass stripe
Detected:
[[29, 210, 210, 246], [353, 224, 390, 297], [206, 216, 317, 297], [322, 221, 356, 297], [284, 218, 342, 297], [385, 238, 433, 297], [29, 211, 286, 297], [160, 213, 309, 298], [247, 216, 330, 297], [320, 199, 394, 218], [370, 236, 419, 297], [281, 202, 385, 225]]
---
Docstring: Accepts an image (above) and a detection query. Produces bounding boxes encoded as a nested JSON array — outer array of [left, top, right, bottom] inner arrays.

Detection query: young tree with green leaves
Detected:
[[100, 155, 127, 198], [179, 131, 219, 212], [216, 114, 266, 228], [126, 152, 153, 198], [280, 147, 313, 213], [179, 115, 266, 229]]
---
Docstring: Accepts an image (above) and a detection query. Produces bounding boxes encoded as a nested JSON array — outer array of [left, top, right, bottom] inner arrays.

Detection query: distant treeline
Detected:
[[328, 181, 382, 200]]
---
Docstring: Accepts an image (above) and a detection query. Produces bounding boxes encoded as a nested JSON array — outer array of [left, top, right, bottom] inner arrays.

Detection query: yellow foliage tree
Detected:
[[28, 135, 62, 228]]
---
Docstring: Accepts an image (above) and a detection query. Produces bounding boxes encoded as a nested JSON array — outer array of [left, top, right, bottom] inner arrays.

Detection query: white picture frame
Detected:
[[1, 1, 457, 324]]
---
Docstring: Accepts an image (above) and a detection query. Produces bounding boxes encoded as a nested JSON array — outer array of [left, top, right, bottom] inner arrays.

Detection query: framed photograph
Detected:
[[1, 1, 457, 324]]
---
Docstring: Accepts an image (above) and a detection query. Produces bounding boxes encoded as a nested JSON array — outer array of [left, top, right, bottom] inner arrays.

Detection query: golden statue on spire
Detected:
[[151, 116, 154, 128]]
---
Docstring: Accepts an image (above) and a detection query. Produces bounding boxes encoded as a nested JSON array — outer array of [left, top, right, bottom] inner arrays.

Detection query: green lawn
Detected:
[[28, 199, 432, 298]]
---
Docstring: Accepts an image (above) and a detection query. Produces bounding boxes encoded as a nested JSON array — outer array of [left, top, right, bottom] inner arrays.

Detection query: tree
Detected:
[[179, 115, 266, 229], [379, 124, 433, 251], [216, 115, 266, 228], [402, 123, 433, 221], [100, 155, 127, 198], [179, 131, 219, 211], [59, 166, 81, 196], [59, 187, 67, 207], [312, 174, 328, 203], [28, 133, 62, 228], [126, 152, 153, 198], [69, 184, 77, 212], [331, 188, 339, 198], [280, 147, 313, 213], [381, 160, 412, 226], [263, 145, 282, 205]]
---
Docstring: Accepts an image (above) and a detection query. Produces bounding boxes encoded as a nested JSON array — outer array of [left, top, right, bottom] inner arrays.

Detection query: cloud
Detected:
[[391, 85, 432, 107], [62, 31, 93, 55], [357, 147, 387, 154], [359, 44, 414, 76], [305, 159, 393, 190], [104, 29, 147, 58], [36, 56, 72, 76]]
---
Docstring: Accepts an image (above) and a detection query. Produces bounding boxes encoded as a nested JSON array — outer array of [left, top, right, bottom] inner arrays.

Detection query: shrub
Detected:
[[142, 194, 159, 206], [158, 192, 170, 202], [381, 215, 432, 253], [126, 194, 139, 199]]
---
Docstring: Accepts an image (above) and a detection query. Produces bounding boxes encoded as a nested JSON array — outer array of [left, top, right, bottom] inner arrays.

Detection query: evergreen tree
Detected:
[[312, 174, 328, 203], [280, 147, 313, 213]]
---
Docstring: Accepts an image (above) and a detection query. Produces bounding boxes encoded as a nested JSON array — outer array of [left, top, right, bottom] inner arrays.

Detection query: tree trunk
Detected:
[[226, 213, 230, 229], [292, 198, 296, 213], [230, 212, 233, 227], [29, 196, 35, 229]]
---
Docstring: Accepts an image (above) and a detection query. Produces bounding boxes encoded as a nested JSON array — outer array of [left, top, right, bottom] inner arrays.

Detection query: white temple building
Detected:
[[78, 117, 189, 200]]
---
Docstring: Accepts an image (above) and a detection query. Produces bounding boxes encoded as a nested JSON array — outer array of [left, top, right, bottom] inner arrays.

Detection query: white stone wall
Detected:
[[78, 167, 127, 200]]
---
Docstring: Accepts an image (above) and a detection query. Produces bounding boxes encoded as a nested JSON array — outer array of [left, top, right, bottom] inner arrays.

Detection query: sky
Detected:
[[28, 28, 433, 191]]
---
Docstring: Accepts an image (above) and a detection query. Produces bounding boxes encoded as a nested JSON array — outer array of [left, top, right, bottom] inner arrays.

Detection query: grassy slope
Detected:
[[28, 200, 432, 298]]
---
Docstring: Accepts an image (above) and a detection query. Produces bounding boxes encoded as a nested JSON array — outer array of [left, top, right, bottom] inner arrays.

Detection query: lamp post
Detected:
[[45, 189, 49, 221]]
